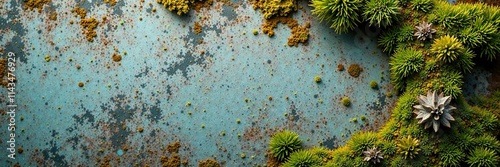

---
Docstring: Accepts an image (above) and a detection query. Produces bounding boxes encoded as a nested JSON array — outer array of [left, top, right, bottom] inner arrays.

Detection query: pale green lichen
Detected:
[[253, 0, 298, 19]]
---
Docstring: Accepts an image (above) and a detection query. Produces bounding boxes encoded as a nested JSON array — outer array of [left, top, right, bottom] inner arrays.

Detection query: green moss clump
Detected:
[[327, 146, 360, 166], [431, 1, 472, 30], [410, 0, 433, 13], [302, 1, 500, 167], [397, 136, 420, 159], [269, 130, 302, 161], [378, 27, 400, 54], [370, 80, 378, 89], [378, 140, 397, 155], [389, 48, 424, 91], [310, 0, 363, 34], [430, 35, 464, 63], [439, 69, 463, 99], [397, 23, 415, 43], [466, 148, 499, 167], [282, 150, 322, 167], [347, 132, 378, 155], [341, 97, 351, 107], [308, 147, 332, 165], [363, 0, 400, 27]]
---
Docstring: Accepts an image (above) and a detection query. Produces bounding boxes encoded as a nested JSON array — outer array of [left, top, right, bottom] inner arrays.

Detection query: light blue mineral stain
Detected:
[[117, 149, 124, 156]]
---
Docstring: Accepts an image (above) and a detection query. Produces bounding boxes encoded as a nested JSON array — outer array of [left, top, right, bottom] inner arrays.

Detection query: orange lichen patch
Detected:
[[192, 0, 213, 12], [71, 7, 87, 18], [194, 22, 202, 35], [49, 11, 57, 20], [198, 158, 221, 167], [262, 16, 310, 47], [337, 64, 345, 71], [98, 156, 112, 167], [287, 22, 310, 47], [348, 64, 363, 78], [80, 17, 99, 42], [262, 16, 298, 37], [104, 0, 117, 6], [24, 0, 51, 12], [0, 58, 7, 87], [160, 153, 181, 167], [167, 141, 181, 153], [112, 53, 122, 62]]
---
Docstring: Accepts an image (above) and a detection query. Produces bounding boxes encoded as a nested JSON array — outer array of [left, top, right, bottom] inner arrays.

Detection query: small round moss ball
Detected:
[[370, 80, 378, 89], [314, 76, 322, 83], [253, 29, 258, 35], [342, 97, 351, 107], [387, 92, 393, 98], [78, 82, 84, 87]]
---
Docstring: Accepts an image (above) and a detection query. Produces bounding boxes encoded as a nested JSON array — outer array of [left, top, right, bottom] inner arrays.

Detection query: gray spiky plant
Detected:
[[363, 147, 384, 164], [413, 91, 456, 132], [414, 21, 436, 41]]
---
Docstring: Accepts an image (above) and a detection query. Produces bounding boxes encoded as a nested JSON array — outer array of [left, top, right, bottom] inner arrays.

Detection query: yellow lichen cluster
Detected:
[[253, 0, 297, 19], [80, 18, 99, 42], [157, 0, 193, 15], [71, 7, 87, 18], [24, 0, 51, 12], [104, 0, 117, 6], [262, 16, 310, 46], [288, 22, 310, 47]]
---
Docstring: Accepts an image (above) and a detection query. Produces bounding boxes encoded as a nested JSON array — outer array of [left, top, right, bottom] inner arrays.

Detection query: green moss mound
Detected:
[[301, 1, 500, 166], [363, 0, 401, 27], [269, 130, 303, 161], [282, 150, 322, 167], [310, 0, 363, 34]]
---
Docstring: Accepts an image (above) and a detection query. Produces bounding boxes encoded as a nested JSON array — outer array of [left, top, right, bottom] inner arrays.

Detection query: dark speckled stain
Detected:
[[42, 131, 68, 166], [106, 95, 134, 148], [72, 104, 96, 127], [221, 5, 238, 21], [1, 1, 28, 63], [134, 63, 150, 78], [77, 0, 125, 16], [161, 24, 219, 79], [289, 103, 299, 121], [66, 135, 80, 150], [162, 49, 214, 79], [321, 135, 337, 149], [367, 91, 387, 111], [186, 24, 222, 48], [145, 100, 163, 122]]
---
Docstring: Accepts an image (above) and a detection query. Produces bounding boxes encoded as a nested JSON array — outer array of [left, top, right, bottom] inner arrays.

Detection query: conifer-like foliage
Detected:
[[310, 0, 363, 33], [269, 130, 303, 161], [363, 0, 401, 27]]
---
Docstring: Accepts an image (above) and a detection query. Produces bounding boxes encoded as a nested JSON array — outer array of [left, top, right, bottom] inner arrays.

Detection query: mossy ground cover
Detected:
[[267, 0, 500, 166]]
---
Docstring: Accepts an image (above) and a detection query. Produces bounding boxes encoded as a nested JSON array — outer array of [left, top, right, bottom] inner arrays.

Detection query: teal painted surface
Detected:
[[0, 0, 396, 166]]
